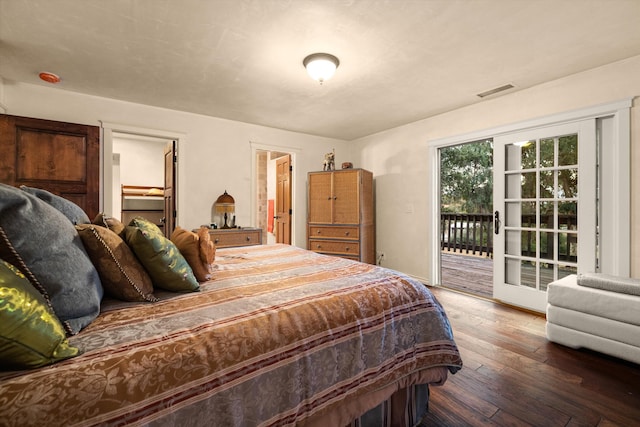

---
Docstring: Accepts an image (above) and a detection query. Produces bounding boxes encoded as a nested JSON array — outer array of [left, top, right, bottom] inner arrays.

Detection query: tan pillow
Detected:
[[92, 212, 126, 236], [76, 224, 157, 302], [171, 226, 215, 282], [197, 226, 216, 265]]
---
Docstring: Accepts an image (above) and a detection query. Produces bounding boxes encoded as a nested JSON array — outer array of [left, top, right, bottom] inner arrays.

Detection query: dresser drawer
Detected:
[[208, 228, 262, 248], [309, 239, 360, 256], [309, 225, 359, 240]]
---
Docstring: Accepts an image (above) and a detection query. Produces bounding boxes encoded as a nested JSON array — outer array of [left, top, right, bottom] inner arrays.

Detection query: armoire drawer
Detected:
[[309, 225, 359, 240], [309, 239, 360, 256]]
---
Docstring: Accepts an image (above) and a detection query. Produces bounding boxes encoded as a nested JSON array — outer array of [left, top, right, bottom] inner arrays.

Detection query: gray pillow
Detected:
[[0, 183, 103, 335], [20, 185, 91, 225]]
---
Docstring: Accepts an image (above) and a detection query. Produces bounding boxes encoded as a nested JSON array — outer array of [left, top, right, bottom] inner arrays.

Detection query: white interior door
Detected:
[[493, 120, 596, 312]]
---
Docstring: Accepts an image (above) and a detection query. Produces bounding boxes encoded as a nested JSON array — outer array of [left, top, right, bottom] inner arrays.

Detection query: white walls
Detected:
[[3, 54, 638, 278], [2, 81, 347, 249], [0, 77, 6, 113], [353, 55, 640, 280]]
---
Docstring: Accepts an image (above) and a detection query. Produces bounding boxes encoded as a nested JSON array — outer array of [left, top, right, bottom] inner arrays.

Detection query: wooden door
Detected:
[[308, 172, 333, 223], [0, 114, 100, 219], [163, 140, 177, 237], [332, 170, 360, 224], [275, 155, 292, 244]]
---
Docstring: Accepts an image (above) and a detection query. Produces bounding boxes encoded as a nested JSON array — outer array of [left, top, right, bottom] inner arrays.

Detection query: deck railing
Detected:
[[441, 213, 493, 257], [441, 213, 577, 261]]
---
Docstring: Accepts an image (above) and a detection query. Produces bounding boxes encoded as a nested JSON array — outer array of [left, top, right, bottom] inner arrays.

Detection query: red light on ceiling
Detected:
[[39, 72, 60, 84]]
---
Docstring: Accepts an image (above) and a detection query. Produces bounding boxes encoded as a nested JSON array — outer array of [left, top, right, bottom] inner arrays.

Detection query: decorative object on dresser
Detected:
[[322, 148, 335, 171], [214, 190, 235, 229], [207, 227, 262, 248], [308, 168, 374, 264]]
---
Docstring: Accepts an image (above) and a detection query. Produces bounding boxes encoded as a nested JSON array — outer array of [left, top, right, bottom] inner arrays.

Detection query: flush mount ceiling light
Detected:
[[39, 71, 61, 84], [303, 53, 339, 84]]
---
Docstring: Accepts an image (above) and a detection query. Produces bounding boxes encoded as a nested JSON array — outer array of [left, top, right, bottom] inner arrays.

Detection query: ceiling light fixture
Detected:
[[303, 53, 339, 85], [39, 72, 61, 84]]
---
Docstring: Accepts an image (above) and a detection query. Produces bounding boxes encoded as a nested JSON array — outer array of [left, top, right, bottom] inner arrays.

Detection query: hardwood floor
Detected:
[[421, 287, 640, 426]]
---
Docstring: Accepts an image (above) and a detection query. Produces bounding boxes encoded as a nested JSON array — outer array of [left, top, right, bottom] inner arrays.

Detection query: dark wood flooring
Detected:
[[421, 287, 640, 426]]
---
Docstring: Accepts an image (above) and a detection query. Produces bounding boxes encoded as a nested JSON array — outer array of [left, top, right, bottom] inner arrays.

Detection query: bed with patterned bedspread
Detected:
[[0, 244, 462, 426]]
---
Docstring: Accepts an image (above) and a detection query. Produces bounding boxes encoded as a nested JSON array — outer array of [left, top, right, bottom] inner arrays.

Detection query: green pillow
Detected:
[[124, 217, 199, 292], [0, 259, 80, 370]]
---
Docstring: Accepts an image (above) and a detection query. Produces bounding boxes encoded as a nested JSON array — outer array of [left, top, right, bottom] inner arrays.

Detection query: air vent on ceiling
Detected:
[[477, 83, 515, 98]]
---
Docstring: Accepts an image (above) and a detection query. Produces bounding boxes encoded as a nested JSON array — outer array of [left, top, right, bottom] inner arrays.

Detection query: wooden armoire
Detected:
[[307, 168, 374, 264]]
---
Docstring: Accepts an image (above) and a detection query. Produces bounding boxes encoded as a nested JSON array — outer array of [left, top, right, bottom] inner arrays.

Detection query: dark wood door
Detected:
[[275, 155, 291, 244], [163, 140, 177, 237], [0, 114, 100, 219]]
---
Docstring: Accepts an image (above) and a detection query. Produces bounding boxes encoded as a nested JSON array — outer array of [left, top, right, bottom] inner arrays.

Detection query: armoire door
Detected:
[[332, 170, 360, 224], [308, 172, 333, 223], [0, 114, 100, 219]]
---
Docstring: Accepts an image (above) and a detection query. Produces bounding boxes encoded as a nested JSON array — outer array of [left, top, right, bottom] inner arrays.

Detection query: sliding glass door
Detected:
[[493, 120, 596, 312]]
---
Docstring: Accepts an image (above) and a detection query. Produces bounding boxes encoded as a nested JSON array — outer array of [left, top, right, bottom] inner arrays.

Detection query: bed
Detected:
[[0, 242, 461, 426], [0, 182, 461, 426]]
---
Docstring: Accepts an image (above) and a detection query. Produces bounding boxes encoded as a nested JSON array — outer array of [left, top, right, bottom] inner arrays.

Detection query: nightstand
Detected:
[[208, 228, 262, 248]]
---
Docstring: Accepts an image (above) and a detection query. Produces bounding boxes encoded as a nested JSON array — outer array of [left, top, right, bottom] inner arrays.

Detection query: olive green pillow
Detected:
[[124, 217, 199, 292], [0, 259, 80, 370], [76, 224, 158, 302]]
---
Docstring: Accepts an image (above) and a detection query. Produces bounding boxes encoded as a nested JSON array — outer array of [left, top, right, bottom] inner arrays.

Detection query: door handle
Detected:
[[494, 211, 500, 234]]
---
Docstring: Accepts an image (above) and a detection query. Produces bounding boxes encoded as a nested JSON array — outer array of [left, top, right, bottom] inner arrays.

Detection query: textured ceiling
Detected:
[[1, 0, 640, 140]]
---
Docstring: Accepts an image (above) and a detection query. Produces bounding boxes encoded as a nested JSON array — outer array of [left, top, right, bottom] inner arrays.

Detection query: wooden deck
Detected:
[[440, 251, 493, 298]]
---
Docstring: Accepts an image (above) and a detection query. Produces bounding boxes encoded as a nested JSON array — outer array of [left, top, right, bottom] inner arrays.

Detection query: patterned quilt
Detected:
[[0, 244, 462, 426]]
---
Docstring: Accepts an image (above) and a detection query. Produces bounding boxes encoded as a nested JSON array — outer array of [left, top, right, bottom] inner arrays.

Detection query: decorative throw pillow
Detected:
[[92, 212, 126, 236], [76, 224, 157, 302], [124, 217, 199, 292], [0, 259, 80, 370], [197, 226, 216, 265], [0, 183, 103, 335], [20, 185, 90, 225], [170, 226, 216, 282]]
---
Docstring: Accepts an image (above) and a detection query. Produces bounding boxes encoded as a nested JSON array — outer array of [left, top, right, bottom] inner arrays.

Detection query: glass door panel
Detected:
[[493, 121, 596, 312]]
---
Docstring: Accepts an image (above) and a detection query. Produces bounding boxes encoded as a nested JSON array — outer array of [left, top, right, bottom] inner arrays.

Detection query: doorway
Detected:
[[102, 122, 186, 236], [431, 100, 632, 313], [255, 149, 294, 245], [439, 139, 494, 298]]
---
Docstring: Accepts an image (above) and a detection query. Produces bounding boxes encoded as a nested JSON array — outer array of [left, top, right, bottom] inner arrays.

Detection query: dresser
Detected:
[[307, 169, 374, 264], [208, 228, 262, 248]]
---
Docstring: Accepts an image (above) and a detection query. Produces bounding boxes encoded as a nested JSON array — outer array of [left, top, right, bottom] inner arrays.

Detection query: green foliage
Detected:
[[440, 140, 493, 213]]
